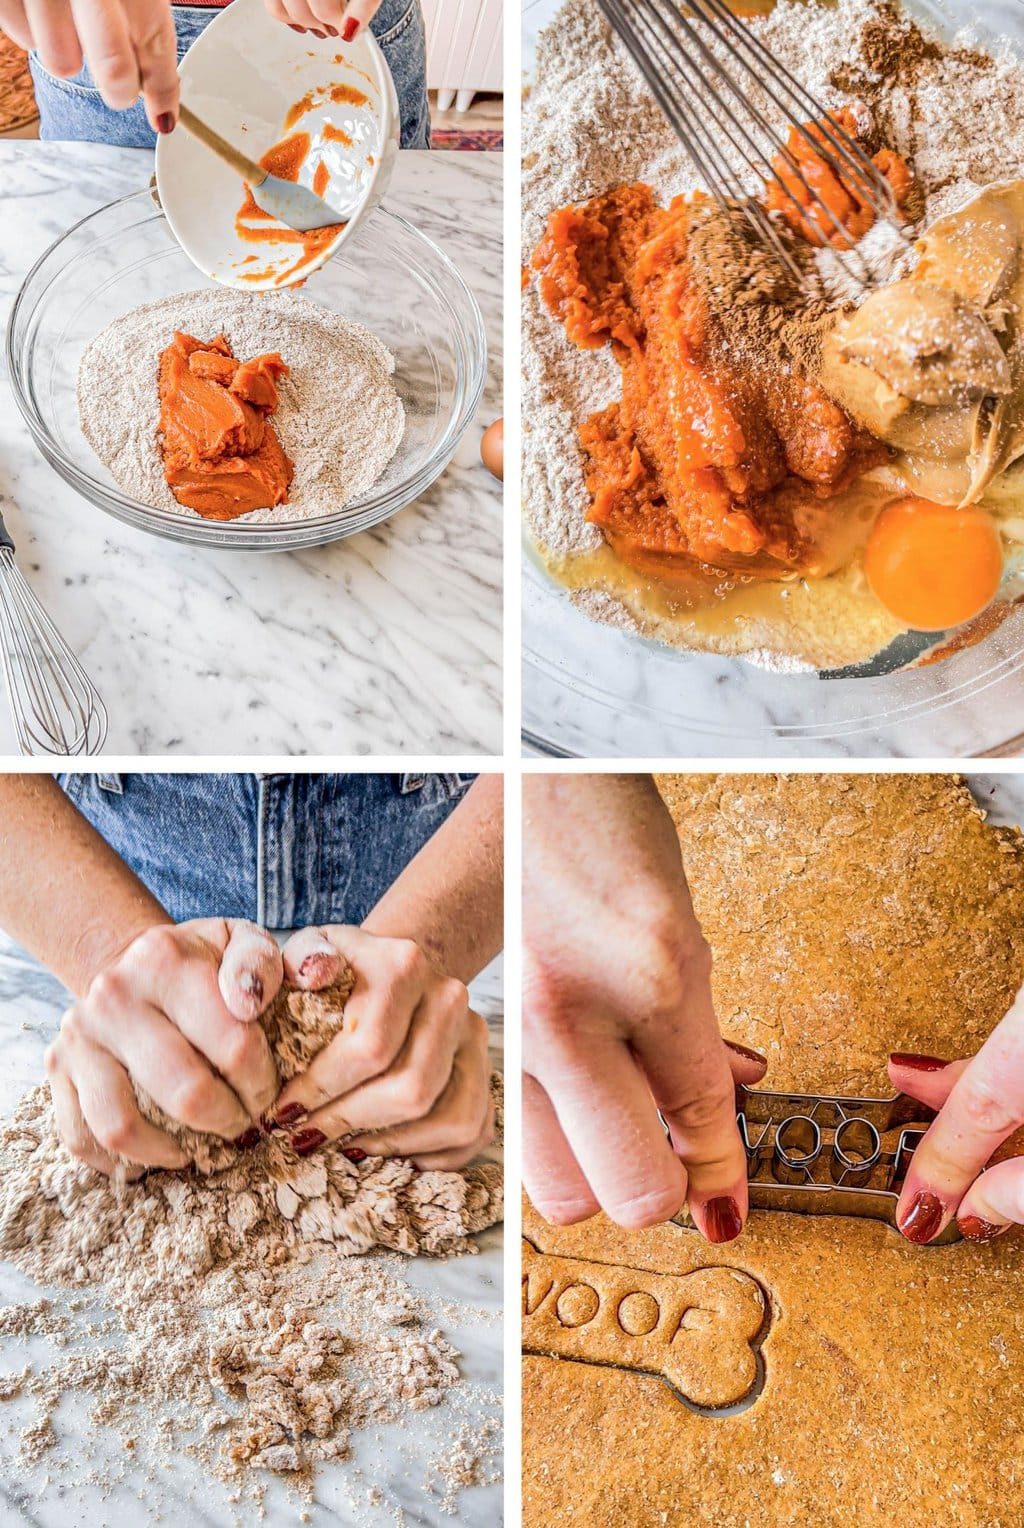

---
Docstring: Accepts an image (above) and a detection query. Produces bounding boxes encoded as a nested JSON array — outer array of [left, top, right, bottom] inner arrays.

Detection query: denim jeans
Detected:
[[58, 772, 473, 929], [30, 0, 431, 148]]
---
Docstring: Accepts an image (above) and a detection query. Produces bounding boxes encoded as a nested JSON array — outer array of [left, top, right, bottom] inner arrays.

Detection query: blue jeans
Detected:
[[30, 0, 430, 148], [58, 772, 473, 928]]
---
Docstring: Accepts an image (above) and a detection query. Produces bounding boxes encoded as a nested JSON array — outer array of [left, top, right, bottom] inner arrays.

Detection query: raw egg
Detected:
[[863, 497, 1003, 631], [481, 418, 504, 481]]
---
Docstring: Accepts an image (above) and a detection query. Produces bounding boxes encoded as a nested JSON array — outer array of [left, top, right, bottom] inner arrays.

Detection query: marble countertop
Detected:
[[0, 939, 504, 1526], [521, 0, 1024, 759], [0, 144, 502, 757]]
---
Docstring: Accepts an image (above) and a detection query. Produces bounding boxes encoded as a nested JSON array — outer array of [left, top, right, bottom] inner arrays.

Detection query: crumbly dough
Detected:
[[136, 976, 355, 1173], [523, 774, 1024, 1528]]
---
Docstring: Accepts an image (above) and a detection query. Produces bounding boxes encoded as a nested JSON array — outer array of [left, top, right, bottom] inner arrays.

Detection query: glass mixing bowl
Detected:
[[521, 0, 1024, 756], [7, 189, 486, 551]]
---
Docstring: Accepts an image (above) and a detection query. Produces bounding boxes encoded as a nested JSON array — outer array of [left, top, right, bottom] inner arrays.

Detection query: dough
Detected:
[[523, 774, 1024, 1527], [136, 975, 354, 1173]]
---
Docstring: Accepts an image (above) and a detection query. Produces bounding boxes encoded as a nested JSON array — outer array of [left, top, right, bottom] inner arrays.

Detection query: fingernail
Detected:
[[889, 1053, 951, 1072], [725, 1040, 767, 1066], [288, 23, 308, 31], [271, 1102, 308, 1129], [324, 24, 339, 36], [899, 1191, 944, 1243], [703, 1196, 743, 1244], [156, 113, 175, 135], [239, 971, 264, 1003], [959, 1214, 1007, 1243], [342, 16, 359, 40], [342, 1146, 367, 1162], [291, 1128, 327, 1157], [233, 1127, 261, 1151], [312, 29, 327, 38]]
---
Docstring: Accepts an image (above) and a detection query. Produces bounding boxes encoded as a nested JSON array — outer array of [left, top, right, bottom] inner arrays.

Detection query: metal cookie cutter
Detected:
[[671, 1084, 960, 1246]]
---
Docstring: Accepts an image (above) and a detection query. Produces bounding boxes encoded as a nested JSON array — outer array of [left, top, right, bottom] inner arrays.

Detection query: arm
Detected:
[[268, 775, 505, 1169], [0, 775, 170, 994], [0, 776, 282, 1175], [362, 774, 504, 982]]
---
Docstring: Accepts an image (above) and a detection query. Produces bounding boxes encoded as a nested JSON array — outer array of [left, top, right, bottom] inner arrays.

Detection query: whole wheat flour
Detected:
[[0, 978, 503, 1510], [78, 289, 405, 525], [523, 0, 1024, 661]]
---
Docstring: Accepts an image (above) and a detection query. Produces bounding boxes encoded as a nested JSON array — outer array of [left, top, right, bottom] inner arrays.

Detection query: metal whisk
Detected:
[[0, 511, 107, 756], [596, 0, 899, 283]]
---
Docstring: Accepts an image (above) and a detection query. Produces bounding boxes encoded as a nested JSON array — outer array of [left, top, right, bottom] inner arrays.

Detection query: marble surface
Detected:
[[520, 0, 1024, 759], [0, 144, 502, 757], [0, 939, 504, 1526]]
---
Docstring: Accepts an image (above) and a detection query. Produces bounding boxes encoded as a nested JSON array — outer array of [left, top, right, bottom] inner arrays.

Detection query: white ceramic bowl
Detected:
[[155, 0, 399, 291]]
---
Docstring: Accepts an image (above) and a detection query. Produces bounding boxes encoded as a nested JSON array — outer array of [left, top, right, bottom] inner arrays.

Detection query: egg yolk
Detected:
[[863, 498, 1004, 632]]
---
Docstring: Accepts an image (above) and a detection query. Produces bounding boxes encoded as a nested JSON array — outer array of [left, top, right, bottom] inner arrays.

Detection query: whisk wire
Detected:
[[596, 0, 900, 283], [0, 549, 107, 756]]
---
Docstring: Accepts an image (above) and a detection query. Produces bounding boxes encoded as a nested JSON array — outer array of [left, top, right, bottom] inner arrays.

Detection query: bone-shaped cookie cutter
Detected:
[[522, 1237, 770, 1414], [670, 1084, 961, 1246]]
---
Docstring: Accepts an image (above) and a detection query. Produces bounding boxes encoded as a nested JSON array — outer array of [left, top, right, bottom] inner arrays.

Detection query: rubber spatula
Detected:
[[177, 103, 345, 233]]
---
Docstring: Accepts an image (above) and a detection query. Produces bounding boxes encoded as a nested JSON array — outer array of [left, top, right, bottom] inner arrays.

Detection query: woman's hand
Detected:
[[890, 982, 1024, 1243], [266, 926, 494, 1170], [262, 0, 380, 42], [523, 775, 763, 1242], [47, 918, 283, 1176], [0, 0, 180, 131]]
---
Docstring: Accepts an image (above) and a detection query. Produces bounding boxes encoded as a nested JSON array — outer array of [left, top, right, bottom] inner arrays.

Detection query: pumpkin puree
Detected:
[[157, 332, 293, 520], [532, 118, 915, 583]]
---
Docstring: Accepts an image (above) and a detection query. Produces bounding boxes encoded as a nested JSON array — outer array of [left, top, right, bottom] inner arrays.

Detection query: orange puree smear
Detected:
[[157, 332, 293, 520], [235, 130, 346, 286], [330, 83, 367, 107], [313, 160, 329, 197], [765, 106, 914, 249], [532, 182, 888, 581], [322, 121, 353, 148]]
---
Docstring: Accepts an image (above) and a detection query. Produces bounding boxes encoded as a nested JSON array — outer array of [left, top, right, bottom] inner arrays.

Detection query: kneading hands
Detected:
[[48, 917, 493, 1178]]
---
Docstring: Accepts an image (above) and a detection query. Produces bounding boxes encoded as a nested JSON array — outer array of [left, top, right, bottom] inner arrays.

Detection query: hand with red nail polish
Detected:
[[888, 987, 1024, 1245], [262, 0, 381, 46], [45, 918, 284, 1177], [0, 0, 180, 134], [523, 775, 764, 1239], [267, 925, 495, 1171]]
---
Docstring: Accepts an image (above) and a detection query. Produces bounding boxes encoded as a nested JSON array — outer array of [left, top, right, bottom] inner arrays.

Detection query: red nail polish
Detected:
[[156, 113, 175, 135], [704, 1196, 743, 1244], [342, 16, 359, 40], [288, 23, 308, 31], [233, 1127, 261, 1151], [725, 1040, 767, 1066], [324, 24, 339, 36], [291, 1128, 327, 1157], [889, 1053, 951, 1072], [343, 1146, 367, 1162], [272, 1102, 308, 1128], [959, 1214, 1006, 1243], [900, 1191, 944, 1243], [312, 29, 327, 38]]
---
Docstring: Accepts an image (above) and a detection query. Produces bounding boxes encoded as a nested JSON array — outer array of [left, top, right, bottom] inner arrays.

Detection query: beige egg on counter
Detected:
[[481, 418, 504, 481]]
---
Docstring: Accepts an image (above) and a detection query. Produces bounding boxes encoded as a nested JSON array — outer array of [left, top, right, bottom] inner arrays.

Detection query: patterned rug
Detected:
[[430, 127, 503, 151], [0, 35, 36, 133]]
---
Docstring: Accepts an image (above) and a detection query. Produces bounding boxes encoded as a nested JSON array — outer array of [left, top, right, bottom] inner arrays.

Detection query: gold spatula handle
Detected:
[[177, 103, 267, 188]]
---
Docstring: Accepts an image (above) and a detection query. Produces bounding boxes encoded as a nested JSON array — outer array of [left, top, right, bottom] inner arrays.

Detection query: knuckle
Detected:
[[132, 924, 180, 970], [87, 966, 127, 1013], [665, 1079, 736, 1138], [437, 975, 469, 1014], [353, 1027, 393, 1075], [219, 1025, 257, 1076], [392, 938, 427, 983], [398, 1075, 436, 1121], [169, 1070, 218, 1129], [957, 1080, 1021, 1139], [93, 1112, 135, 1156], [43, 1039, 63, 1077]]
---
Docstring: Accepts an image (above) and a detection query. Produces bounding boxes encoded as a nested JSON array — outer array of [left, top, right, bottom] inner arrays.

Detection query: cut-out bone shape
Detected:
[[522, 1238, 767, 1412]]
